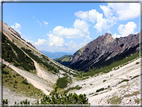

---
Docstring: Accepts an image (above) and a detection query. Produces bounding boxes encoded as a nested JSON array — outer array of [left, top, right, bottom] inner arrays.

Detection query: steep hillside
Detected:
[[69, 33, 139, 72], [1, 21, 77, 104], [54, 55, 72, 66], [40, 50, 72, 59]]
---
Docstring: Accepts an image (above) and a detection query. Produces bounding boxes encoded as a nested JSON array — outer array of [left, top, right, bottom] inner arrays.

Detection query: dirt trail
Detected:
[[3, 60, 53, 95]]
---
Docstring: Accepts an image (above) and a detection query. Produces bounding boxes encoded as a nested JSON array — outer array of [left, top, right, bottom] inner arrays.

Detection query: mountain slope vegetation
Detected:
[[54, 55, 72, 66]]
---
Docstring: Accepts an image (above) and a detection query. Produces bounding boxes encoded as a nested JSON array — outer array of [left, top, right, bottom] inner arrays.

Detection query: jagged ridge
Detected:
[[69, 33, 139, 72]]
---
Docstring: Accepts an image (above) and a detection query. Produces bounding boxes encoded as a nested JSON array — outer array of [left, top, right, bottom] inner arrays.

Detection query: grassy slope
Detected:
[[2, 64, 44, 99], [55, 55, 72, 62], [75, 51, 139, 79]]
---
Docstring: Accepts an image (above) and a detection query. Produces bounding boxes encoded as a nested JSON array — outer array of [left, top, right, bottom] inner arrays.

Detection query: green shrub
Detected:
[[56, 77, 68, 88], [64, 85, 82, 93], [21, 79, 29, 85], [103, 80, 106, 82], [118, 79, 129, 84], [131, 75, 139, 80], [96, 88, 105, 92], [2, 70, 9, 74], [15, 80, 18, 83], [136, 62, 139, 64], [38, 92, 89, 104]]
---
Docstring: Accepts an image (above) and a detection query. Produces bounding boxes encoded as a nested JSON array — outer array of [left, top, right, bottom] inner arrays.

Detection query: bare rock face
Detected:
[[69, 33, 139, 71], [8, 27, 21, 38]]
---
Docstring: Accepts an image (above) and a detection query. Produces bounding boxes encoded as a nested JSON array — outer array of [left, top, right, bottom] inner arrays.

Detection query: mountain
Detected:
[[1, 21, 140, 105], [40, 51, 73, 59], [1, 21, 76, 104], [54, 55, 72, 66], [69, 33, 139, 72]]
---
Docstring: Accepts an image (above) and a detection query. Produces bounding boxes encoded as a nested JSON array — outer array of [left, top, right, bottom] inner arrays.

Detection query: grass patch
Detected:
[[2, 64, 43, 99], [107, 96, 121, 104], [135, 98, 140, 104], [89, 92, 94, 95], [75, 76, 89, 81], [81, 51, 139, 77], [123, 91, 140, 97], [56, 77, 68, 88], [64, 85, 82, 93]]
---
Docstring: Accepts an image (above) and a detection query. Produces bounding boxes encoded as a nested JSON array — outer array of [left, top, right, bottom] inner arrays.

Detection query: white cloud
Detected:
[[47, 34, 64, 47], [61, 40, 86, 52], [46, 19, 91, 49], [101, 3, 140, 20], [118, 22, 137, 36], [100, 5, 113, 18], [75, 9, 117, 33], [112, 22, 137, 38], [74, 9, 101, 23], [11, 23, 21, 34], [43, 21, 48, 25], [34, 39, 46, 46], [48, 19, 90, 39]]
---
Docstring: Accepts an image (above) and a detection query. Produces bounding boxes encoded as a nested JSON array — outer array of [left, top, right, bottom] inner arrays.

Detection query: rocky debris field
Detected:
[[68, 58, 141, 105]]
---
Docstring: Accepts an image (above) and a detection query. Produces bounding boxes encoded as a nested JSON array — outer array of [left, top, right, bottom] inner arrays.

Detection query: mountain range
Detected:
[[40, 51, 73, 59], [57, 33, 139, 72]]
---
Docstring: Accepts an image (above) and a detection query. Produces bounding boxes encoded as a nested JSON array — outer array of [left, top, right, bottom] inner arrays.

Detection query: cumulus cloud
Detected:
[[46, 19, 91, 48], [43, 21, 48, 25], [74, 9, 101, 23], [47, 34, 64, 47], [112, 22, 137, 38], [34, 39, 47, 46], [75, 9, 117, 33], [47, 19, 90, 39], [100, 3, 140, 20], [100, 5, 113, 18], [11, 23, 21, 34]]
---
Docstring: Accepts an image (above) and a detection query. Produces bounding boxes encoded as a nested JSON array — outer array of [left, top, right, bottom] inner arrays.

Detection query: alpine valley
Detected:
[[1, 21, 141, 105]]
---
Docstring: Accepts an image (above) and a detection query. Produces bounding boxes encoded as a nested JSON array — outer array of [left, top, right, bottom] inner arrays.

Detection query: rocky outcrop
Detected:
[[27, 42, 36, 49], [69, 33, 139, 71], [8, 27, 21, 38]]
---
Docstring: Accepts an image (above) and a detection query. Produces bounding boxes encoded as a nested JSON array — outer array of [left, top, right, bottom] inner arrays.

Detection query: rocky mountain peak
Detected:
[[104, 33, 114, 44], [69, 32, 139, 71]]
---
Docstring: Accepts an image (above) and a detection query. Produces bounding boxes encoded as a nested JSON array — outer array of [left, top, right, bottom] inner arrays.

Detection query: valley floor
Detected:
[[3, 87, 37, 105], [1, 57, 141, 105], [68, 58, 141, 105]]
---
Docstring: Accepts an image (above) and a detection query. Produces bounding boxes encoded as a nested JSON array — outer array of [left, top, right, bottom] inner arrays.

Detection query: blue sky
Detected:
[[2, 1, 140, 53]]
